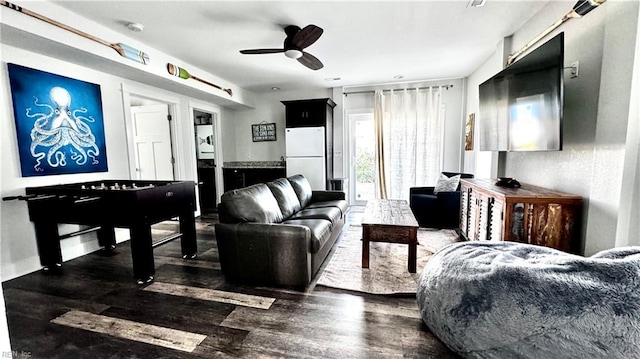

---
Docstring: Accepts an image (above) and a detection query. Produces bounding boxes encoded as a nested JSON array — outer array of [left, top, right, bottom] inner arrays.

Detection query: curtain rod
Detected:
[[343, 84, 453, 96]]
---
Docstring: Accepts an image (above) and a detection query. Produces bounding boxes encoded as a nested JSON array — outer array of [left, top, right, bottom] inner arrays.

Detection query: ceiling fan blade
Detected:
[[298, 52, 323, 70], [240, 49, 285, 54], [292, 25, 323, 49]]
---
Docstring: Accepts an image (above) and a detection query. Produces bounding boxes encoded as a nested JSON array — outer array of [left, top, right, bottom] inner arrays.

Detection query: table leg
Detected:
[[33, 220, 62, 272], [130, 223, 155, 285], [97, 224, 117, 251], [408, 228, 418, 273], [179, 210, 197, 259], [362, 226, 370, 268], [408, 243, 417, 273]]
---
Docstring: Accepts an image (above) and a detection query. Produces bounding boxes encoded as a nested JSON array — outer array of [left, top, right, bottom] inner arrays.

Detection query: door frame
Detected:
[[121, 83, 183, 180], [346, 108, 374, 206], [188, 100, 224, 206]]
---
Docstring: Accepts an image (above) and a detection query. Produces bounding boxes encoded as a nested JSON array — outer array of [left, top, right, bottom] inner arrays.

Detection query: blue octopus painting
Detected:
[[8, 64, 108, 176]]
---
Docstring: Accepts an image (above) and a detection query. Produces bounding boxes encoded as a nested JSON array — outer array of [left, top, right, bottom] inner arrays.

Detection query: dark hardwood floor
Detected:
[[3, 210, 459, 358]]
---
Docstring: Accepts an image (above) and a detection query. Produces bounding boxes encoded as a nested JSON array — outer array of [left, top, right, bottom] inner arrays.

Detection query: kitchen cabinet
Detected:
[[281, 98, 335, 128], [223, 167, 286, 192], [459, 179, 582, 253]]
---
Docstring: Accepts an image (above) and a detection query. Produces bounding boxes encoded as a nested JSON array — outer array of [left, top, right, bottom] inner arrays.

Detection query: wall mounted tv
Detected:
[[479, 32, 564, 151]]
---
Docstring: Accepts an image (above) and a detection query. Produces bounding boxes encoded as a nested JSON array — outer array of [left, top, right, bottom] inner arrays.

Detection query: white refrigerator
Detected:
[[285, 127, 326, 190]]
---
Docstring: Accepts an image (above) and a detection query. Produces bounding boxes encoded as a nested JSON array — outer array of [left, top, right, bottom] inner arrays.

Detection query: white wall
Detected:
[[0, 45, 236, 281], [223, 88, 332, 162], [463, 39, 508, 179], [1, 45, 132, 280], [464, 1, 640, 255], [0, 164, 9, 354], [614, 1, 640, 248]]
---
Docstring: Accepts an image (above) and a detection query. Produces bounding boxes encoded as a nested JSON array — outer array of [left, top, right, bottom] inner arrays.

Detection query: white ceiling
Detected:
[[52, 0, 550, 93]]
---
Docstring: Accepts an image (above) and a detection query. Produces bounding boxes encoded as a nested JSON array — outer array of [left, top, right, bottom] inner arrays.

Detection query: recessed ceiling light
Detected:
[[271, 87, 280, 91], [393, 75, 404, 79], [468, 0, 487, 7], [126, 22, 144, 32]]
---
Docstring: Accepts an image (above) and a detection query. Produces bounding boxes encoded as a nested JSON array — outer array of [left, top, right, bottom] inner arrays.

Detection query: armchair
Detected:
[[409, 172, 474, 229]]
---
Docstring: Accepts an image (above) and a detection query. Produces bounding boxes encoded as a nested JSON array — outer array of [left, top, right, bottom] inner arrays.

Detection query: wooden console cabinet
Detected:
[[459, 179, 582, 253]]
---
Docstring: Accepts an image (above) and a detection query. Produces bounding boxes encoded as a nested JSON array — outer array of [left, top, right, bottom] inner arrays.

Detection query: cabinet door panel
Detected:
[[468, 191, 478, 241], [285, 102, 325, 127], [460, 187, 470, 237], [488, 199, 504, 241], [478, 195, 489, 241]]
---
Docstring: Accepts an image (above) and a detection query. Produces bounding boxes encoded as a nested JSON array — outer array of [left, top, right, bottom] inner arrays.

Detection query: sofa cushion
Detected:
[[289, 207, 342, 225], [287, 175, 313, 207], [220, 183, 283, 223], [267, 178, 301, 219], [305, 200, 349, 216], [282, 218, 332, 254]]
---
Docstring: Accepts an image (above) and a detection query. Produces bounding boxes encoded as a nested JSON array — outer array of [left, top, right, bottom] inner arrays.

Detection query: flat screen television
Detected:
[[479, 32, 564, 151]]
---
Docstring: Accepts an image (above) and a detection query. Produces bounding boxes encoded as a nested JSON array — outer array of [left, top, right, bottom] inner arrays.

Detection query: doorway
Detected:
[[130, 101, 174, 180], [124, 91, 178, 182], [193, 109, 217, 214], [347, 111, 376, 206]]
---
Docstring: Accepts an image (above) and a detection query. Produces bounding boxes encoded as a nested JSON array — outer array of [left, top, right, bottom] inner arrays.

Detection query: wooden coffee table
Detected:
[[361, 199, 420, 273]]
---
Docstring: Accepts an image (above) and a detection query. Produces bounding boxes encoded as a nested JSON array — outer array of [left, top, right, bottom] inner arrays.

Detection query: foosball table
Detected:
[[7, 180, 197, 284]]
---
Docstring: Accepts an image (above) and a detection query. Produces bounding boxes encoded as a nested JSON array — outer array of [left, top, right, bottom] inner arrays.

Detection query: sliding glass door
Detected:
[[348, 111, 375, 206]]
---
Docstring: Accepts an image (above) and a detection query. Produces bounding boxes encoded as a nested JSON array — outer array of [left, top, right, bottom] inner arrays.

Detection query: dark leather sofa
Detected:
[[215, 174, 348, 288], [409, 172, 474, 229]]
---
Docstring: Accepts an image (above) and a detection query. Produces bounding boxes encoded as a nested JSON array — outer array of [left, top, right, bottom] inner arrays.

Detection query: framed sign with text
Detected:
[[252, 122, 276, 142]]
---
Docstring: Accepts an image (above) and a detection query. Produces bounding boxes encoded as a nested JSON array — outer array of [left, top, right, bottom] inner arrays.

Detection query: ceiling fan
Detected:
[[240, 24, 324, 70]]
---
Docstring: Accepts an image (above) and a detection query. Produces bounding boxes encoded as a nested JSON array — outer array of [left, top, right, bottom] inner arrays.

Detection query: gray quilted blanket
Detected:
[[417, 241, 640, 359]]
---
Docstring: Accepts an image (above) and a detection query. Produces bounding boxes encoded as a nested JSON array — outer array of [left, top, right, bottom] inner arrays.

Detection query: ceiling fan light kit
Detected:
[[240, 24, 324, 70], [285, 49, 303, 59]]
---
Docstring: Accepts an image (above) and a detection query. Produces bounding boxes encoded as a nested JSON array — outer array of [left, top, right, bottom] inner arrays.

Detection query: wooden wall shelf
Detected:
[[459, 179, 582, 253]]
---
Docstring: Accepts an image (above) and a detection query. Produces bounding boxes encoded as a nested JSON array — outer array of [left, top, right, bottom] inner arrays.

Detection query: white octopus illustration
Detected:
[[25, 86, 100, 171]]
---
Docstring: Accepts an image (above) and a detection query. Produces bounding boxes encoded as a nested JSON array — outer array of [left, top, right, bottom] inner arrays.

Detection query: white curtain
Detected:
[[373, 87, 444, 200]]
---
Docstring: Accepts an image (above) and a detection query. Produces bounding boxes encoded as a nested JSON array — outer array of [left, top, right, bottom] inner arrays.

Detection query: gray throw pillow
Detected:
[[434, 173, 461, 194]]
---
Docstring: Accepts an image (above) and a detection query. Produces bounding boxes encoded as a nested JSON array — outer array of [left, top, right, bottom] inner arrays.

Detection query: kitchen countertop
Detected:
[[222, 161, 285, 169]]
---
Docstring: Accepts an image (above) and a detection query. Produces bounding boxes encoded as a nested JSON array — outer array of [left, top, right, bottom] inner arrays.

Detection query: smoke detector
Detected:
[[126, 23, 144, 32]]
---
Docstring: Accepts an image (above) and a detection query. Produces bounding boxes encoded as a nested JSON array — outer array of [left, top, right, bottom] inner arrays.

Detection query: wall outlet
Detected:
[[570, 61, 579, 78]]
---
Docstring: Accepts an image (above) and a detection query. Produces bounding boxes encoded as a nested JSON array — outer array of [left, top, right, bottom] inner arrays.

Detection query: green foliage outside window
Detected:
[[356, 149, 375, 183]]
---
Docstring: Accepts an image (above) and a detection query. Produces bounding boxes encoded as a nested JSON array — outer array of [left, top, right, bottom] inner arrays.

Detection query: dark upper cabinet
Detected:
[[282, 98, 336, 128]]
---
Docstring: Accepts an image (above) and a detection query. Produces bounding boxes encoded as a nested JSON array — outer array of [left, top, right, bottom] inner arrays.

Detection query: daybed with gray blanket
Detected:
[[215, 174, 347, 288], [417, 241, 640, 359]]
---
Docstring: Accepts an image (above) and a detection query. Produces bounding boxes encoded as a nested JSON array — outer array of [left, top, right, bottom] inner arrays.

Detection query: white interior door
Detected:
[[131, 104, 174, 180]]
